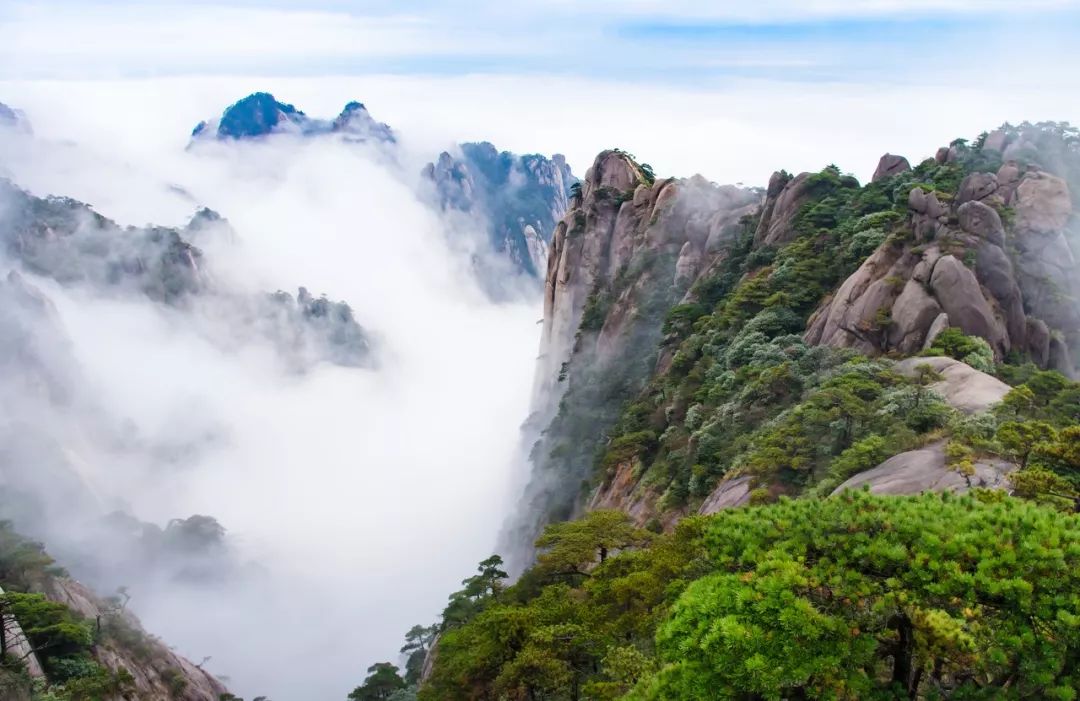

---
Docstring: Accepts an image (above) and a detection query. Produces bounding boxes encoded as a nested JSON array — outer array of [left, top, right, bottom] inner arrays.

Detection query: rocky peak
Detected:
[[0, 101, 31, 133], [872, 153, 911, 182], [422, 141, 577, 280], [191, 93, 394, 144], [331, 101, 396, 143], [193, 91, 307, 140]]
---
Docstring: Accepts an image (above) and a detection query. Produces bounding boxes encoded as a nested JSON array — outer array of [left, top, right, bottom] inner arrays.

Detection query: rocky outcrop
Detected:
[[894, 356, 1010, 413], [422, 142, 575, 279], [755, 171, 813, 246], [42, 578, 229, 700], [698, 476, 753, 515], [533, 152, 758, 416], [807, 154, 1078, 369], [331, 101, 396, 143], [832, 441, 1015, 496], [589, 460, 674, 529], [0, 101, 32, 133], [0, 584, 46, 679], [872, 153, 910, 182], [502, 152, 758, 568]]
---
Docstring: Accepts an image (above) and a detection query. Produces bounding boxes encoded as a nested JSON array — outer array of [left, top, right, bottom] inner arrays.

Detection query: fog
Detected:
[[0, 88, 539, 698]]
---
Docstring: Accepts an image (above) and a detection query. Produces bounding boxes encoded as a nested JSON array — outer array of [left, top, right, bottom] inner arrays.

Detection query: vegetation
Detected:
[[398, 122, 1080, 700], [0, 522, 137, 700], [414, 493, 1080, 700]]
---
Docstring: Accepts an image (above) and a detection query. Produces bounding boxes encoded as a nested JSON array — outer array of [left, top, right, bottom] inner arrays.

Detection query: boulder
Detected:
[[1026, 318, 1051, 367], [956, 172, 998, 205], [888, 280, 943, 353], [957, 200, 1005, 246], [895, 356, 1010, 413], [929, 255, 1007, 353], [699, 475, 752, 514], [982, 129, 1009, 153], [872, 153, 911, 182], [756, 171, 813, 246], [831, 441, 1015, 496], [1014, 171, 1071, 234], [674, 241, 702, 285], [922, 312, 950, 350], [996, 161, 1023, 203], [935, 146, 950, 165]]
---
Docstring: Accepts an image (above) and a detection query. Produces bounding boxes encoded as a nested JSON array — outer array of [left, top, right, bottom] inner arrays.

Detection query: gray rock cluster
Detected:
[[806, 150, 1077, 375]]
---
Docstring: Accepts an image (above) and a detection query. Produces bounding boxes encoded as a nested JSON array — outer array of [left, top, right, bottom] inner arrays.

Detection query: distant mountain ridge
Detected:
[[191, 91, 395, 143], [423, 142, 577, 279], [189, 91, 578, 288]]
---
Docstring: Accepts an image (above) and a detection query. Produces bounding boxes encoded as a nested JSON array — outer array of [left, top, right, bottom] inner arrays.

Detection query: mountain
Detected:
[[0, 101, 31, 134], [0, 271, 231, 699], [393, 121, 1080, 700], [0, 169, 377, 696], [191, 91, 395, 144], [422, 142, 577, 279], [0, 178, 371, 369], [191, 94, 575, 290]]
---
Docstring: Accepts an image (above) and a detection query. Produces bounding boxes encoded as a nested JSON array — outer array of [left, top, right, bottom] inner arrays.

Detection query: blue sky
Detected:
[[4, 0, 1080, 84], [2, 0, 1080, 185]]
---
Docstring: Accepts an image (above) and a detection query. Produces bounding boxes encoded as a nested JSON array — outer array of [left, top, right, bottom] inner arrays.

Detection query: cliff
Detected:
[[0, 524, 229, 700], [505, 122, 1080, 555], [423, 142, 577, 283]]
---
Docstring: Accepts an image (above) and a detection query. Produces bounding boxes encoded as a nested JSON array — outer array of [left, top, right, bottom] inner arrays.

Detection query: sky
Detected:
[[3, 0, 1080, 184]]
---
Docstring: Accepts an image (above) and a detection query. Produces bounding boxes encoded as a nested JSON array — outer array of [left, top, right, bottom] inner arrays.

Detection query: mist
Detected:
[[0, 88, 539, 698]]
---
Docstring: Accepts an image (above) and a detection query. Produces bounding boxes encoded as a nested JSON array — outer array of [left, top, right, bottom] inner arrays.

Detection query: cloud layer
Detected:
[[0, 93, 539, 698]]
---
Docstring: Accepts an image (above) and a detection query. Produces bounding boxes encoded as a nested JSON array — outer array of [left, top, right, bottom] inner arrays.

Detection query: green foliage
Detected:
[[422, 493, 1080, 700], [535, 510, 652, 577], [441, 556, 509, 629], [2, 593, 93, 661], [631, 492, 1080, 700], [348, 663, 407, 701], [923, 328, 995, 372]]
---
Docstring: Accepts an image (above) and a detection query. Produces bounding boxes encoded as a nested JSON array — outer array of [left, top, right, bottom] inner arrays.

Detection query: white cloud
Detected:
[[0, 87, 540, 698]]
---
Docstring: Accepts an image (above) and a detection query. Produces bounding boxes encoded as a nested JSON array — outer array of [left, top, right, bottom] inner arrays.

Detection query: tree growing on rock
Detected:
[[348, 662, 406, 701]]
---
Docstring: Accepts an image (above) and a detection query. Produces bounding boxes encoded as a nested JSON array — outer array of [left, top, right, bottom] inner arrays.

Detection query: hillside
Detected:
[[367, 121, 1080, 700]]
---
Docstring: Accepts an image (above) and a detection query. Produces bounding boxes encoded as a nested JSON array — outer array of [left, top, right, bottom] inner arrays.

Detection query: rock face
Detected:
[[698, 476, 753, 515], [422, 142, 576, 279], [872, 153, 911, 182], [755, 171, 813, 246], [806, 153, 1078, 372], [42, 577, 230, 700], [501, 151, 759, 568], [191, 92, 395, 143], [832, 441, 1015, 496], [533, 153, 758, 418], [894, 356, 1011, 413]]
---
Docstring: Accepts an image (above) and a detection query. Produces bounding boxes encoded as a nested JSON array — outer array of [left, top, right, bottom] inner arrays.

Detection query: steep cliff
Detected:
[[417, 121, 1080, 701], [505, 122, 1080, 554], [0, 523, 229, 700], [501, 150, 759, 564]]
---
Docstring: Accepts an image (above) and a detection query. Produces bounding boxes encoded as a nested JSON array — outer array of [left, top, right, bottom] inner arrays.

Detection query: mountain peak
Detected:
[[331, 100, 395, 143], [191, 93, 394, 143], [0, 101, 32, 133]]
